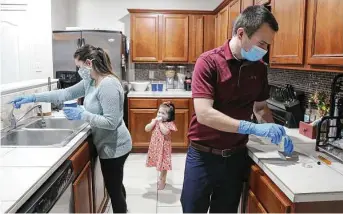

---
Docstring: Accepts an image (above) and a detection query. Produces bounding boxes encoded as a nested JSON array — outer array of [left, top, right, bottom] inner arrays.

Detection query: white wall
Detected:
[[0, 0, 53, 84], [74, 0, 222, 38], [51, 0, 76, 30]]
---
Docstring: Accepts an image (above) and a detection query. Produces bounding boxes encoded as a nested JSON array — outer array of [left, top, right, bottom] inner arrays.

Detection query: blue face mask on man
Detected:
[[241, 45, 267, 62]]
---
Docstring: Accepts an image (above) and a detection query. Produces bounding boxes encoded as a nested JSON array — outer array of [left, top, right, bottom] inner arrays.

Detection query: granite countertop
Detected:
[[128, 90, 192, 98], [0, 112, 91, 213]]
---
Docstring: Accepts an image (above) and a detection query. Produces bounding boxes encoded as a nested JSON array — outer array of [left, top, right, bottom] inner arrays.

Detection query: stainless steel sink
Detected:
[[24, 117, 87, 130], [1, 129, 74, 147]]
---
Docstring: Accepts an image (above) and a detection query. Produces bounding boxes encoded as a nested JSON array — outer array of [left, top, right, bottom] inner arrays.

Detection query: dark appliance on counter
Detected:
[[56, 71, 81, 89], [316, 74, 343, 163], [17, 160, 74, 213], [266, 84, 304, 128], [52, 30, 128, 81]]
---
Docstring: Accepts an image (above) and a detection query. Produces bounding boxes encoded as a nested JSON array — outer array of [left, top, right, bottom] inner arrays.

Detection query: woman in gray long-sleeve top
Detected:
[[12, 44, 132, 213]]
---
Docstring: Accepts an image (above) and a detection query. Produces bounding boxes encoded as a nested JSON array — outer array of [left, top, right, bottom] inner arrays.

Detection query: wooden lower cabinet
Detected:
[[73, 161, 93, 213], [129, 108, 158, 148], [171, 109, 189, 148], [69, 140, 108, 213], [129, 98, 191, 151], [246, 190, 267, 213], [246, 164, 343, 213]]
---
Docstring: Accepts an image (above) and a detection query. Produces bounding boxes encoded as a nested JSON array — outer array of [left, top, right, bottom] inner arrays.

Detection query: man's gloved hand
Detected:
[[238, 120, 286, 145], [282, 136, 294, 156], [63, 106, 85, 120], [11, 95, 36, 109]]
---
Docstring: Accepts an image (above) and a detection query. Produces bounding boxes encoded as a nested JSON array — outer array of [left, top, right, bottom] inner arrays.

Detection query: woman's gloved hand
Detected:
[[238, 120, 286, 145], [63, 106, 85, 120], [11, 95, 36, 109]]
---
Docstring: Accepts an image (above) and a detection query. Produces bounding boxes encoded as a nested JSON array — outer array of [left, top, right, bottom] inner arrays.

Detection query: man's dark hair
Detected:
[[232, 5, 279, 38]]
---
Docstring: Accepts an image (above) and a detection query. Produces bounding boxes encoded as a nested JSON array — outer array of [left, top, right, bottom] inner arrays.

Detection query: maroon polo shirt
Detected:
[[188, 40, 270, 149]]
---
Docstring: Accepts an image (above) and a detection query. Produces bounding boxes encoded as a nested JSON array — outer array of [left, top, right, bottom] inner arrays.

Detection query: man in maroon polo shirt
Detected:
[[180, 5, 294, 213]]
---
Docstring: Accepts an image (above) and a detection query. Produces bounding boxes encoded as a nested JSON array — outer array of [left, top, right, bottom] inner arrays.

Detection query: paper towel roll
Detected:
[[37, 102, 52, 116]]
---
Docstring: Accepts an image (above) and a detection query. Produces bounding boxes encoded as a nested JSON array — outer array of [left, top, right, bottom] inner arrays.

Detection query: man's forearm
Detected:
[[254, 106, 274, 123], [197, 108, 241, 133]]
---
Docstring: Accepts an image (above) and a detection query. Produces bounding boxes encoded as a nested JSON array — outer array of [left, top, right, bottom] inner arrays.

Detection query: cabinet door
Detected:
[[189, 15, 204, 62], [215, 15, 220, 47], [218, 6, 229, 45], [204, 15, 215, 52], [93, 157, 107, 213], [269, 0, 306, 65], [228, 0, 241, 39], [129, 109, 158, 148], [246, 190, 268, 213], [255, 0, 271, 5], [161, 14, 189, 62], [131, 14, 159, 62], [241, 0, 254, 11], [73, 161, 93, 213], [171, 109, 189, 148], [306, 0, 343, 66]]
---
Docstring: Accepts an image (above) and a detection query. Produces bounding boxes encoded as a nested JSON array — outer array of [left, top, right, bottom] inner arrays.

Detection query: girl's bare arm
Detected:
[[145, 119, 157, 132]]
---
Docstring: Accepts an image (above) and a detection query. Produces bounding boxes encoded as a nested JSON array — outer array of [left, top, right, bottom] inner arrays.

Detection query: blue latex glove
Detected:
[[282, 136, 294, 156], [238, 120, 286, 145], [11, 95, 36, 109], [63, 106, 85, 120]]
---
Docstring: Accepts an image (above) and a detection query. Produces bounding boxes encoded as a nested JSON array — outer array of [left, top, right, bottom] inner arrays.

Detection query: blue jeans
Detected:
[[180, 146, 250, 213]]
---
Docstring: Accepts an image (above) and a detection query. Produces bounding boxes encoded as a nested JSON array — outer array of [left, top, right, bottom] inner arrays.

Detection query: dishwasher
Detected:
[[17, 160, 74, 213]]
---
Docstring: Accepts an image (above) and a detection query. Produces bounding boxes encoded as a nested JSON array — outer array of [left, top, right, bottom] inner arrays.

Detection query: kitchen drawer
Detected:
[[69, 141, 90, 177], [249, 165, 292, 213], [247, 190, 267, 213], [129, 99, 158, 109], [159, 98, 189, 109]]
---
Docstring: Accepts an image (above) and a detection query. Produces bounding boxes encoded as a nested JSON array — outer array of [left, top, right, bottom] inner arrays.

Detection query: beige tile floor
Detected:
[[106, 153, 186, 213]]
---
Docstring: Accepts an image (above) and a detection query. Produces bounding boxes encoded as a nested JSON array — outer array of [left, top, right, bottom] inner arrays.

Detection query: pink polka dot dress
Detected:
[[146, 121, 177, 171]]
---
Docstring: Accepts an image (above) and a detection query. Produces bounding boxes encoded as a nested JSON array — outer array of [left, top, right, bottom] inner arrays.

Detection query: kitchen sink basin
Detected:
[[24, 117, 87, 130], [1, 129, 74, 147]]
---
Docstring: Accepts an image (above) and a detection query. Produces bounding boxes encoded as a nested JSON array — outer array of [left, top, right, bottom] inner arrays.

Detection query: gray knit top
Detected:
[[35, 76, 132, 159]]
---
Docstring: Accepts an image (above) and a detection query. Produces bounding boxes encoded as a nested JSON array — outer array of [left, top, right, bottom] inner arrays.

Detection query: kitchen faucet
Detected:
[[5, 105, 46, 131]]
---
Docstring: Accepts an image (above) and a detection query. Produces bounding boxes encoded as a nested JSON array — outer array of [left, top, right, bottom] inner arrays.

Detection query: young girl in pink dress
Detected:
[[145, 101, 177, 190]]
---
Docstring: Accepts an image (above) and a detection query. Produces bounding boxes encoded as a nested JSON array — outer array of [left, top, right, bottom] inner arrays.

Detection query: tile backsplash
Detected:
[[133, 63, 338, 105], [1, 83, 57, 129], [134, 63, 195, 81], [268, 68, 338, 105]]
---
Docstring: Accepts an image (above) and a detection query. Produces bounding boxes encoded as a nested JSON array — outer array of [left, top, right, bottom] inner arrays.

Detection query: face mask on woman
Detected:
[[78, 60, 93, 80]]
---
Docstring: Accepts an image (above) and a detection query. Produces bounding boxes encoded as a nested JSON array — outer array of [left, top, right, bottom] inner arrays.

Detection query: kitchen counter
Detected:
[[0, 112, 91, 213], [247, 128, 343, 203], [128, 90, 192, 98], [3, 114, 343, 212]]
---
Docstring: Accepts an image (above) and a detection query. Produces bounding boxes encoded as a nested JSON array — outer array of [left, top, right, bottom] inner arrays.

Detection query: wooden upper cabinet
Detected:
[[218, 6, 229, 46], [131, 14, 159, 62], [189, 15, 204, 62], [161, 14, 189, 62], [228, 0, 241, 39], [241, 0, 254, 11], [255, 0, 271, 5], [270, 0, 306, 65], [215, 15, 220, 47], [204, 15, 216, 52], [306, 0, 343, 67]]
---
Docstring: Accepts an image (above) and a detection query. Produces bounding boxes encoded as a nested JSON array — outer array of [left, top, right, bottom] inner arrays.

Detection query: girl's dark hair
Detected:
[[73, 44, 118, 78], [161, 102, 175, 122]]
